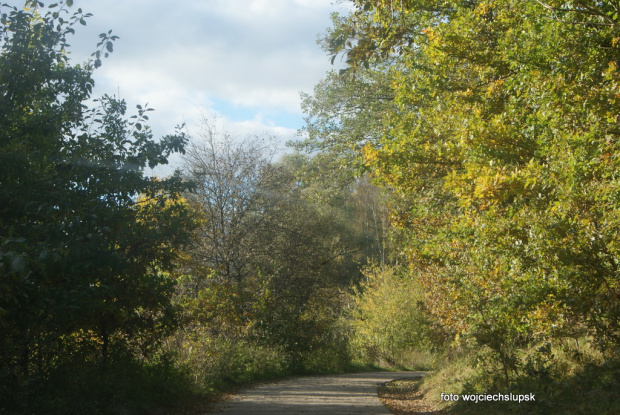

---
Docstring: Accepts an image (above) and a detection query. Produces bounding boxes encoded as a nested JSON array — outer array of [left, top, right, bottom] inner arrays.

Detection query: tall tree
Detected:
[[308, 0, 620, 377], [0, 0, 193, 394], [182, 119, 278, 284]]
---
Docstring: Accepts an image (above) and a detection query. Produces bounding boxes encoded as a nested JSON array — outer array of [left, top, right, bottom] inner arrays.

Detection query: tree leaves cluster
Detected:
[[303, 0, 620, 383], [0, 2, 195, 410], [350, 265, 433, 367], [175, 122, 394, 374]]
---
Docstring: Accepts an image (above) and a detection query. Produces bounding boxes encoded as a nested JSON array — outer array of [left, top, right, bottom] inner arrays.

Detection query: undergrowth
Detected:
[[415, 341, 620, 415], [0, 355, 196, 415]]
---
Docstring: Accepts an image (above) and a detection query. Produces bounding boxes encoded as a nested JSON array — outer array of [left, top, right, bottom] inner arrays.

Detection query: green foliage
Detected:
[[169, 122, 424, 391], [178, 128, 375, 377], [0, 2, 195, 412], [419, 345, 620, 414], [169, 328, 291, 394], [294, 61, 397, 182], [349, 265, 434, 368], [1, 355, 197, 415], [302, 0, 620, 404]]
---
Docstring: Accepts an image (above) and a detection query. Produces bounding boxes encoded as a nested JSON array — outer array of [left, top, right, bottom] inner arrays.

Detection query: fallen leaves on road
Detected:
[[378, 378, 446, 415]]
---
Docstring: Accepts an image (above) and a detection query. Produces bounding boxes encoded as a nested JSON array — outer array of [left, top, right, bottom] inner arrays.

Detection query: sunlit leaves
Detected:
[[313, 0, 620, 372], [350, 265, 433, 365]]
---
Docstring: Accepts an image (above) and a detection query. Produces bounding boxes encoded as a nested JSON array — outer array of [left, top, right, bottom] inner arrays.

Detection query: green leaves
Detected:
[[91, 30, 119, 67], [350, 265, 433, 365], [0, 0, 193, 395], [307, 0, 620, 381]]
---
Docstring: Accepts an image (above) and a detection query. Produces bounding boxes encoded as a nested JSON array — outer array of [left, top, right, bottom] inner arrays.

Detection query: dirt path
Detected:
[[210, 371, 423, 414]]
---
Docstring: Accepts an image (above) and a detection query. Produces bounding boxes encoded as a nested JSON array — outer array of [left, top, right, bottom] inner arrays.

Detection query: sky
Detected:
[[4, 0, 351, 174]]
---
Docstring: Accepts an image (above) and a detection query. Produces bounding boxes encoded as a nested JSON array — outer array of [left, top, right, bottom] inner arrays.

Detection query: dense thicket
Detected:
[[0, 2, 194, 413], [172, 124, 391, 383], [300, 0, 620, 396]]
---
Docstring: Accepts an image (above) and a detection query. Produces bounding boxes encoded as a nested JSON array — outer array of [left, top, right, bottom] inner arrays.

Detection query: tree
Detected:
[[182, 119, 279, 284], [350, 265, 432, 366], [0, 0, 194, 399], [308, 0, 620, 381], [180, 125, 386, 372], [292, 12, 398, 192]]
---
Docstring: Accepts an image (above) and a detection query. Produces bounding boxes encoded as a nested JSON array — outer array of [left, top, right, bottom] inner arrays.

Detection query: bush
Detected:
[[416, 341, 620, 415], [349, 265, 435, 368], [0, 355, 196, 415], [169, 330, 292, 394]]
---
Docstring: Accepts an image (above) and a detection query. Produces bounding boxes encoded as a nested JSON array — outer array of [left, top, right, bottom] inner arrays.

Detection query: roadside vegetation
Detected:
[[2, 1, 620, 414], [296, 0, 620, 414]]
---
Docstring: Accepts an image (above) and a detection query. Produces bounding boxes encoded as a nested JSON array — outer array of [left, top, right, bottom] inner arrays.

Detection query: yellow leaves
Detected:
[[485, 79, 504, 98], [312, 0, 620, 366], [361, 143, 379, 167], [456, 88, 474, 100], [526, 296, 567, 337], [64, 329, 105, 346], [476, 1, 493, 17], [604, 61, 618, 82], [445, 165, 505, 208], [351, 265, 435, 359], [473, 168, 502, 200], [421, 26, 440, 45]]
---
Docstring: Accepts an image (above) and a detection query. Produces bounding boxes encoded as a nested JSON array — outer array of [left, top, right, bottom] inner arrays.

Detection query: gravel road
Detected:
[[210, 371, 423, 414]]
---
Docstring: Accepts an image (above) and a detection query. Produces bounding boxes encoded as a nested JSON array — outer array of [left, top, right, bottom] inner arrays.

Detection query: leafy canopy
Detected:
[[0, 0, 195, 392], [304, 0, 620, 377]]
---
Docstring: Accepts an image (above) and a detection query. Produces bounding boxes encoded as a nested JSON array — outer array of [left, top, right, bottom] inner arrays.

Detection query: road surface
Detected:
[[211, 371, 424, 414]]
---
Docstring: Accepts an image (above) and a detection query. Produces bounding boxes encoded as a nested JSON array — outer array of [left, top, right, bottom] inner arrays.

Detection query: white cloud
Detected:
[[3, 0, 351, 171]]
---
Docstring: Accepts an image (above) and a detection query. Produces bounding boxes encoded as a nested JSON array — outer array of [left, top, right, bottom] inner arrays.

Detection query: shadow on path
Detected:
[[212, 371, 424, 414]]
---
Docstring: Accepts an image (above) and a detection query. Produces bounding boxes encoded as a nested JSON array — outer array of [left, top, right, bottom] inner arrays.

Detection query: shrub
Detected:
[[349, 265, 434, 368]]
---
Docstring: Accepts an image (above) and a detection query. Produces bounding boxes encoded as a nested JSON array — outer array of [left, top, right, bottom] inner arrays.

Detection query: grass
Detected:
[[375, 346, 620, 415]]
